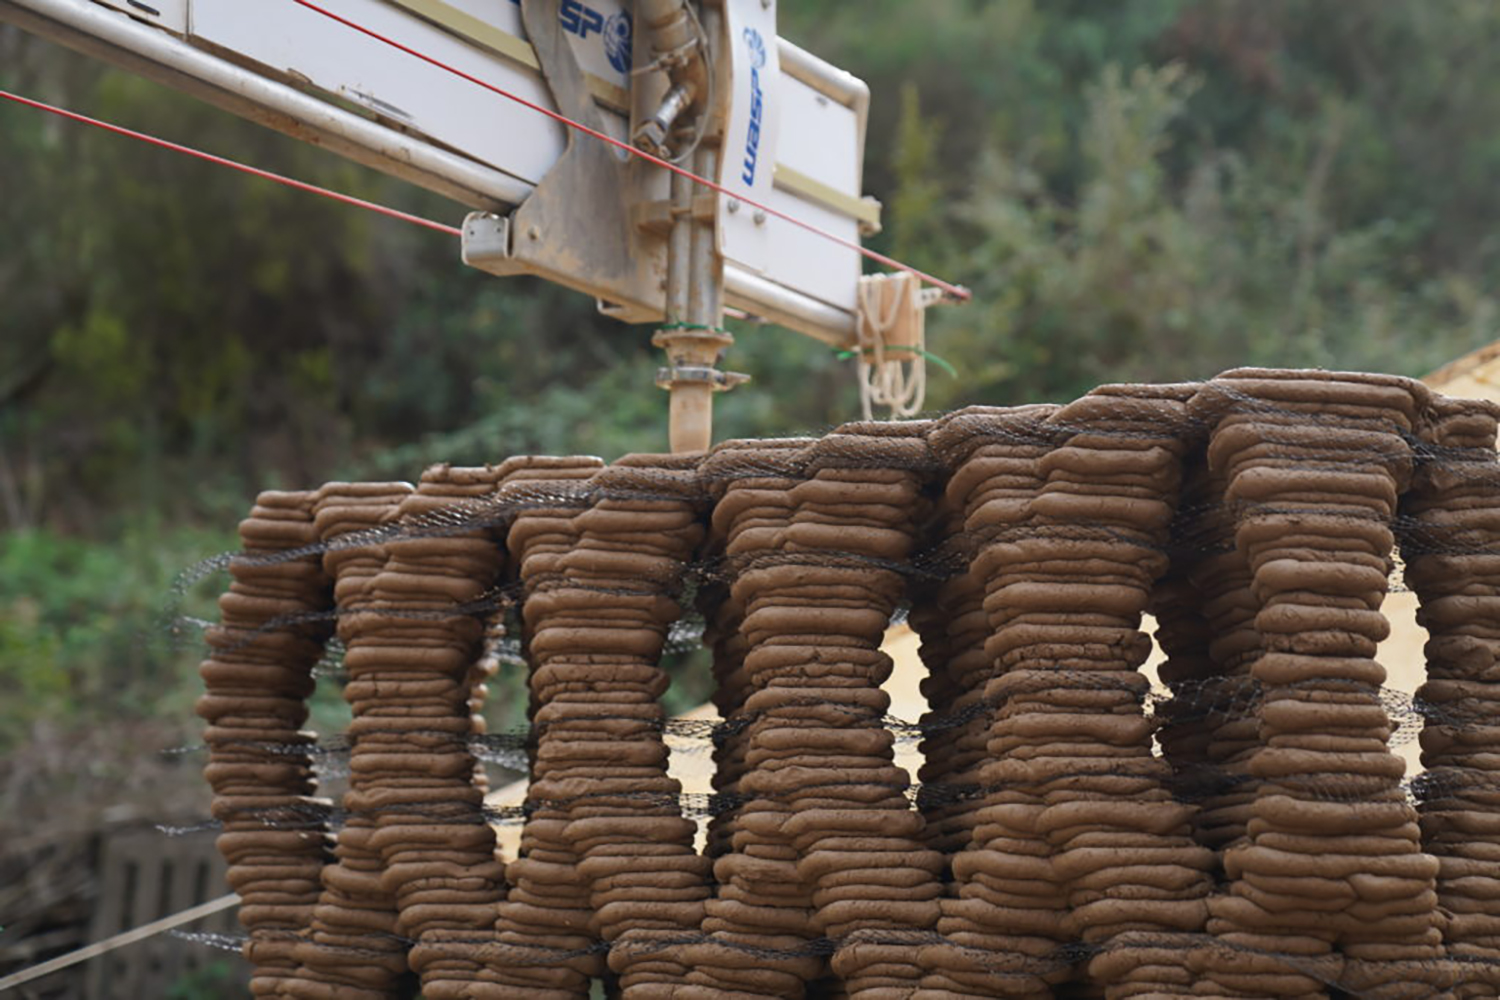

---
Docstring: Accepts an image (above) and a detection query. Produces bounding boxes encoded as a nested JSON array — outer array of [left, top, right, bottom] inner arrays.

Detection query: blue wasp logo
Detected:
[[740, 28, 767, 186], [602, 11, 633, 75], [743, 25, 767, 69], [511, 0, 632, 75]]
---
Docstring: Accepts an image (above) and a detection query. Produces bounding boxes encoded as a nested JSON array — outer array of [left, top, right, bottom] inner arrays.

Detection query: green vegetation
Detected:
[[0, 525, 228, 744], [3, 0, 1500, 748], [164, 959, 245, 999]]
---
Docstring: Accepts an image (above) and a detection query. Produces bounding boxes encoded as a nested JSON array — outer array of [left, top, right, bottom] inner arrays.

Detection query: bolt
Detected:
[[728, 199, 741, 214], [753, 209, 767, 226], [527, 226, 541, 241], [761, 0, 772, 8]]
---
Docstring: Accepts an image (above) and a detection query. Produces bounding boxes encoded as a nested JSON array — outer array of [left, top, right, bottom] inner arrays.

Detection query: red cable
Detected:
[[0, 88, 463, 237], [289, 0, 972, 303]]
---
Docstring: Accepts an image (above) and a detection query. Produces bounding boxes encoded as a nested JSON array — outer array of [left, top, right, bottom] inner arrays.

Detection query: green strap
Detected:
[[835, 345, 958, 379], [657, 321, 732, 335]]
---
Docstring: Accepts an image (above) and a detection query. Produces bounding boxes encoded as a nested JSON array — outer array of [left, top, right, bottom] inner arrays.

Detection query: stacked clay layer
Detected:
[[1191, 370, 1443, 998], [199, 369, 1500, 998], [199, 490, 333, 998], [1403, 395, 1500, 997], [286, 481, 415, 1000]]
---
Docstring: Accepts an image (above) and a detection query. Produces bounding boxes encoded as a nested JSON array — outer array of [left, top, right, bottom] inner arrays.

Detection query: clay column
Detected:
[[1028, 385, 1212, 998], [920, 404, 1074, 998], [681, 437, 826, 997], [354, 466, 511, 999], [1192, 369, 1445, 998], [1148, 452, 1266, 852], [198, 490, 335, 999], [779, 422, 944, 997], [545, 454, 712, 995], [461, 456, 605, 998], [1402, 393, 1500, 997], [286, 480, 417, 1000], [909, 487, 990, 859]]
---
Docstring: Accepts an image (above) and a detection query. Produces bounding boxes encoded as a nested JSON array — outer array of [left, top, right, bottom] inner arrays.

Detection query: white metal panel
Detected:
[[778, 39, 869, 187], [718, 2, 865, 314], [9, 0, 871, 343], [725, 264, 854, 346], [435, 0, 525, 47], [762, 186, 861, 313], [752, 73, 863, 314], [716, 0, 779, 274], [2, 0, 532, 206], [380, 0, 632, 100], [91, 0, 187, 33], [775, 73, 857, 194], [189, 0, 569, 185]]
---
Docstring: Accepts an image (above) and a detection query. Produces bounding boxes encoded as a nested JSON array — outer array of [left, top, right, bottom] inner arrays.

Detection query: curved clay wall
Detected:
[[199, 368, 1500, 998]]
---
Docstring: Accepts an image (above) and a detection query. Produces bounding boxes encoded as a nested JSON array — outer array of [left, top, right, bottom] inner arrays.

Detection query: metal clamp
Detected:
[[652, 325, 747, 452], [655, 364, 751, 391]]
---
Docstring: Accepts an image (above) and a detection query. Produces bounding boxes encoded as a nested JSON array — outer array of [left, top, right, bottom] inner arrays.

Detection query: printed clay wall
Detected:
[[197, 369, 1500, 998]]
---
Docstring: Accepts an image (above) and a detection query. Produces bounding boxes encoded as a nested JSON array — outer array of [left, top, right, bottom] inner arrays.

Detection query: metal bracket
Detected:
[[466, 0, 670, 322], [460, 212, 519, 274], [651, 326, 747, 387], [651, 324, 748, 452], [654, 364, 751, 391]]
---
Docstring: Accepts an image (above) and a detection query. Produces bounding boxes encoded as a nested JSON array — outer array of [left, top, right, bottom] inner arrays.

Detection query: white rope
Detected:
[[855, 275, 927, 420], [0, 893, 239, 992]]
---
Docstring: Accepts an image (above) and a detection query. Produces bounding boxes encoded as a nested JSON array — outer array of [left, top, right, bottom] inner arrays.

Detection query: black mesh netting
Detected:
[[176, 370, 1500, 998]]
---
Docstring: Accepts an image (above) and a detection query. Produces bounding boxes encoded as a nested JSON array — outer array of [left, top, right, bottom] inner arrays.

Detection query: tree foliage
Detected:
[[3, 0, 1500, 742]]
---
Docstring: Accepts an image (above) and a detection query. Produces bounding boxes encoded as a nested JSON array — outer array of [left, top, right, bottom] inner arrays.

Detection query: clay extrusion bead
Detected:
[[518, 454, 709, 997], [1402, 393, 1500, 997], [924, 387, 1212, 1000], [199, 489, 335, 999], [408, 455, 606, 1000], [201, 377, 1500, 998], [690, 437, 827, 996], [1190, 369, 1449, 999]]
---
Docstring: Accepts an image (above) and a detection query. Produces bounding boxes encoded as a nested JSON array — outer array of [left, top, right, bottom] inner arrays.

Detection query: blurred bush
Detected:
[[3, 0, 1500, 742]]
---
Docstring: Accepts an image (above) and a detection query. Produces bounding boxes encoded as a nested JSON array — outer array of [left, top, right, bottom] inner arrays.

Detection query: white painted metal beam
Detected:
[[726, 263, 856, 347], [0, 0, 535, 209], [0, 0, 873, 347]]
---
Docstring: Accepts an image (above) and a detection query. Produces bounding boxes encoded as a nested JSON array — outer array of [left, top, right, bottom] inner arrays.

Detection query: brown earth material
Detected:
[[202, 371, 1500, 999]]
